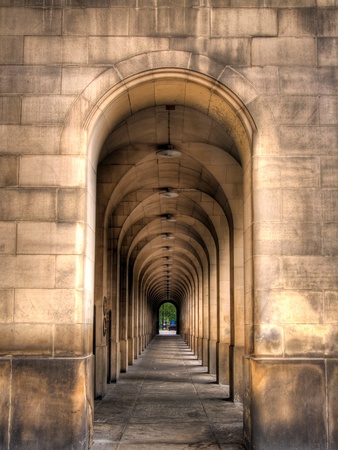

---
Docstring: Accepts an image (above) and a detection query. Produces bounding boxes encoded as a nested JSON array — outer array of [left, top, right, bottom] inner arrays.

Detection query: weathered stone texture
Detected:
[[89, 37, 169, 64], [24, 37, 88, 65], [211, 8, 277, 37], [252, 37, 316, 66], [22, 96, 76, 125], [0, 255, 55, 289], [0, 359, 10, 449], [318, 38, 338, 66], [0, 96, 21, 124], [0, 125, 62, 154], [17, 222, 85, 255], [0, 36, 23, 64], [279, 126, 338, 155], [0, 66, 61, 94], [0, 189, 56, 221], [0, 290, 13, 323], [63, 8, 129, 36], [19, 156, 86, 187], [0, 8, 61, 35], [251, 360, 327, 450], [9, 357, 92, 450], [0, 324, 53, 356], [328, 361, 338, 448], [279, 67, 338, 94]]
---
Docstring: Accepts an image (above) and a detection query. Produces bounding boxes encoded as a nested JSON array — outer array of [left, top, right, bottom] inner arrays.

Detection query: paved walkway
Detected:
[[91, 333, 245, 450]]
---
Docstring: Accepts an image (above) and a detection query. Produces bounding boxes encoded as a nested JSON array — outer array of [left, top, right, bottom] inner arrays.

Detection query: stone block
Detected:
[[250, 359, 326, 450], [63, 7, 129, 36], [282, 256, 338, 290], [0, 36, 23, 64], [279, 67, 338, 95], [282, 189, 322, 222], [9, 357, 92, 449], [14, 289, 84, 324], [89, 36, 169, 64], [0, 289, 13, 323], [253, 256, 282, 290], [328, 360, 338, 449], [318, 9, 338, 36], [57, 188, 87, 222], [0, 324, 53, 355], [22, 95, 76, 125], [279, 126, 338, 155], [56, 255, 84, 289], [24, 36, 87, 65], [319, 96, 338, 125], [252, 37, 316, 66], [264, 95, 319, 125], [0, 66, 61, 94], [323, 223, 338, 256], [0, 255, 55, 289], [0, 125, 62, 154], [0, 222, 16, 255], [166, 7, 210, 37], [211, 8, 277, 37], [254, 324, 283, 356], [321, 189, 338, 221], [254, 189, 282, 222], [325, 292, 338, 323], [0, 8, 61, 35], [255, 289, 323, 325], [318, 38, 338, 67], [278, 8, 318, 37], [62, 66, 104, 95], [253, 156, 320, 189], [237, 67, 280, 95], [0, 96, 21, 124], [230, 0, 315, 4], [0, 189, 56, 221], [17, 222, 85, 255], [254, 221, 322, 256], [285, 324, 328, 357], [0, 155, 18, 187], [54, 323, 92, 356], [19, 155, 86, 187], [321, 156, 338, 187], [0, 358, 10, 449]]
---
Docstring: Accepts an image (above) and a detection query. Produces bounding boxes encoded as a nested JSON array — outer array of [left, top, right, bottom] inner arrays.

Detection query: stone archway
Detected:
[[59, 50, 278, 448]]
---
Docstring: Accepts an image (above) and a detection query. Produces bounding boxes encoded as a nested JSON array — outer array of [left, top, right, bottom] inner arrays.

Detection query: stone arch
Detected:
[[59, 50, 279, 403]]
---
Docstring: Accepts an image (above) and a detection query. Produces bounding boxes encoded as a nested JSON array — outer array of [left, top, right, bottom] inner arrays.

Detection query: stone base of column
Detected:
[[232, 345, 244, 403], [197, 337, 203, 361], [202, 338, 209, 367], [0, 355, 93, 450], [120, 339, 128, 372], [217, 341, 229, 385], [109, 341, 120, 382], [134, 336, 139, 359], [244, 356, 337, 450], [95, 343, 107, 398], [208, 339, 217, 375], [128, 337, 134, 365]]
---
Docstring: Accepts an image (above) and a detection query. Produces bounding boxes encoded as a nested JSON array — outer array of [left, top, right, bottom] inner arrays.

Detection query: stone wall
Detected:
[[0, 2, 337, 449]]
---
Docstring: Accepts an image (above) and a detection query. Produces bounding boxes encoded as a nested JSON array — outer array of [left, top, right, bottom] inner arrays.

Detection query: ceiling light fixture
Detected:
[[159, 187, 178, 198], [156, 105, 182, 158]]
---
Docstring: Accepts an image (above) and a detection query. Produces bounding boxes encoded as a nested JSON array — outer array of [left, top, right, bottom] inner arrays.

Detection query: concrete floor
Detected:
[[91, 333, 245, 449]]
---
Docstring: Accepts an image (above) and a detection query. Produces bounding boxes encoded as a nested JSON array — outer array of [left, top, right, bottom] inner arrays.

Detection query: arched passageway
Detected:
[[89, 66, 256, 406]]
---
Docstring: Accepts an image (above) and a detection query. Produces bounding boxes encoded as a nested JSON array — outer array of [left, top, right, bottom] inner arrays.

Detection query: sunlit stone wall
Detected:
[[0, 2, 337, 449]]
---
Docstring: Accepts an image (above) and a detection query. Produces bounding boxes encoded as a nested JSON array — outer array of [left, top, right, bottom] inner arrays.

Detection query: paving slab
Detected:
[[91, 334, 245, 449]]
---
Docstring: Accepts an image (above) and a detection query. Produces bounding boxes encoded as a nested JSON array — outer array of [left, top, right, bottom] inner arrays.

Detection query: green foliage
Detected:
[[159, 302, 176, 328]]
